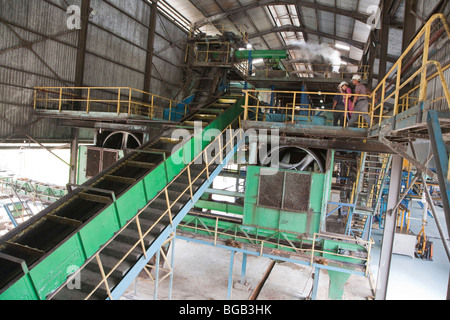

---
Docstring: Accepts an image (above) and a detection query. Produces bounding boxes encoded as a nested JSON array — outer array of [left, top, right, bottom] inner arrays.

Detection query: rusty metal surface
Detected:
[[257, 171, 284, 209], [283, 172, 311, 212]]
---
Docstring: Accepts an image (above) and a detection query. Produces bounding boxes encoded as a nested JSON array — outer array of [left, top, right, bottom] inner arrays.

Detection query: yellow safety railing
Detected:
[[371, 14, 450, 127], [47, 115, 244, 300], [396, 204, 412, 232], [243, 89, 372, 128], [367, 154, 391, 208], [179, 213, 373, 276], [350, 154, 366, 205], [186, 41, 233, 64], [311, 233, 374, 277], [396, 63, 450, 113], [33, 87, 189, 122], [242, 14, 450, 130]]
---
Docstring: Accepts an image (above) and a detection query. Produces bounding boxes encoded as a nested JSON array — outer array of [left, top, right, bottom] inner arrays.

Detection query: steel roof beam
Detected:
[[194, 0, 371, 27], [249, 25, 366, 50]]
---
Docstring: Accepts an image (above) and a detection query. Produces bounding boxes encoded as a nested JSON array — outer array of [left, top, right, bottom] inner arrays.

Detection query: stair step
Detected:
[[128, 216, 167, 235], [115, 227, 158, 247], [125, 161, 156, 170], [102, 239, 143, 261], [141, 207, 172, 223], [85, 250, 139, 279], [167, 181, 194, 194], [176, 173, 207, 185], [151, 197, 184, 211], [81, 266, 121, 290], [52, 267, 120, 300], [167, 190, 191, 203]]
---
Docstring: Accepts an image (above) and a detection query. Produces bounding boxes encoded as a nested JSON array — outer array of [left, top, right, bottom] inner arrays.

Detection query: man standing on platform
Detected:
[[347, 75, 371, 127]]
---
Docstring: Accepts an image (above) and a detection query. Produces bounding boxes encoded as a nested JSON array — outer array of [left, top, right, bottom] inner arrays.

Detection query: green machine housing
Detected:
[[242, 166, 326, 235], [181, 148, 368, 278]]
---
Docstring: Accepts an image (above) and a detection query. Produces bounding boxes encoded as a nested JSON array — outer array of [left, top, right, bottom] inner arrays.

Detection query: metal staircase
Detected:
[[50, 163, 215, 300], [346, 152, 391, 239], [0, 95, 244, 300]]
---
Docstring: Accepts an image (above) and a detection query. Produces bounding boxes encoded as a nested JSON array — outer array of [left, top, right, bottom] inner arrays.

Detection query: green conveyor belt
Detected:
[[0, 95, 244, 300]]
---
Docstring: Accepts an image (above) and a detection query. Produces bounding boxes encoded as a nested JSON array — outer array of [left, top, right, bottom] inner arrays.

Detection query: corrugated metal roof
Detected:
[[171, 0, 382, 77]]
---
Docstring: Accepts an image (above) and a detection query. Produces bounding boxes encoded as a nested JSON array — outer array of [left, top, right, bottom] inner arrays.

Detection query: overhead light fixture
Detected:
[[88, 8, 98, 19], [247, 43, 253, 50], [335, 43, 350, 51]]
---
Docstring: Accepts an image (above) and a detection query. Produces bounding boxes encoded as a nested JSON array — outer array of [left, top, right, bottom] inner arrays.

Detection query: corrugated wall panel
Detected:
[[0, 0, 187, 142], [0, 0, 84, 141], [153, 11, 186, 100]]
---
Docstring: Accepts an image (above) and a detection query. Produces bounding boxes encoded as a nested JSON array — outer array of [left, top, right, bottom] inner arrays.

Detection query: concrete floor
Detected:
[[121, 239, 374, 301], [370, 200, 449, 300], [121, 201, 449, 301]]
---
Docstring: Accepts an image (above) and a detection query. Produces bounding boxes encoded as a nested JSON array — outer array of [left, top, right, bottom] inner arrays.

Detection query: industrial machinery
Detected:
[[178, 148, 372, 300], [0, 89, 371, 300], [0, 95, 244, 300], [0, 14, 448, 301]]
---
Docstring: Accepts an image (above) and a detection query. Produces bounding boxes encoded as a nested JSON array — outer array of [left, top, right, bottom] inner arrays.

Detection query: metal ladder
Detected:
[[346, 152, 392, 240]]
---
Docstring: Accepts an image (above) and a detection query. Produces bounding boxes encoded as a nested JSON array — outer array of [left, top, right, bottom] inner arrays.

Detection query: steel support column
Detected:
[[375, 154, 403, 300], [153, 249, 160, 300], [427, 110, 450, 236], [311, 267, 320, 300], [241, 253, 247, 285], [227, 250, 236, 300], [367, 35, 376, 88], [427, 110, 450, 300], [69, 128, 80, 184], [168, 233, 175, 300], [422, 174, 450, 261], [70, 0, 90, 183], [143, 0, 158, 97], [378, 0, 392, 80], [74, 0, 90, 87], [402, 0, 419, 53]]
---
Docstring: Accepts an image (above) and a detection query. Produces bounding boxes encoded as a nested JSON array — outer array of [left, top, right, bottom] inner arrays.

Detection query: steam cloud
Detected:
[[289, 41, 343, 72]]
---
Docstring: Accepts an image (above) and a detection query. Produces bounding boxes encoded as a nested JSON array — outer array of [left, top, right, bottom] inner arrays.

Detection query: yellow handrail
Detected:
[[371, 14, 450, 124], [33, 87, 189, 121], [241, 14, 450, 129], [179, 213, 373, 275], [48, 115, 244, 300], [243, 89, 372, 128]]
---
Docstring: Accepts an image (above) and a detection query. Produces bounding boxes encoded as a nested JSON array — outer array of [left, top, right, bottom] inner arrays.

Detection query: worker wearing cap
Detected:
[[333, 82, 350, 126], [347, 75, 371, 127]]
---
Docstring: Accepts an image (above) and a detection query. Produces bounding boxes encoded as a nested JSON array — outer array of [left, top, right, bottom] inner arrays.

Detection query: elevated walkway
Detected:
[[33, 87, 190, 123], [240, 14, 450, 264]]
